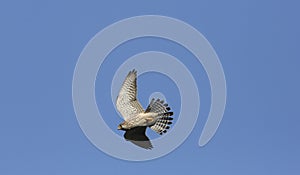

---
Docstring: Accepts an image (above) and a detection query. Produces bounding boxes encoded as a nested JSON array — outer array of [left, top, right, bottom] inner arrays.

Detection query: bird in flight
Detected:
[[116, 69, 174, 149]]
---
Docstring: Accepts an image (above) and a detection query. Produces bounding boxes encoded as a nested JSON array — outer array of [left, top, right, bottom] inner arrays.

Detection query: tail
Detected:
[[145, 98, 174, 135]]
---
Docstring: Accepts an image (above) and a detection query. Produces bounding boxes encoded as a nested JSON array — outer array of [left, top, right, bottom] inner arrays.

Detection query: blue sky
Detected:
[[1, 0, 300, 174]]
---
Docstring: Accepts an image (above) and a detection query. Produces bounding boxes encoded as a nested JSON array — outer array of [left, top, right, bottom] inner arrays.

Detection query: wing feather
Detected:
[[116, 69, 144, 120], [124, 126, 153, 149]]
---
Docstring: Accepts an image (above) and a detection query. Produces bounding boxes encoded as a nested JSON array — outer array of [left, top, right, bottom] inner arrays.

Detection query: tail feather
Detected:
[[146, 98, 174, 135]]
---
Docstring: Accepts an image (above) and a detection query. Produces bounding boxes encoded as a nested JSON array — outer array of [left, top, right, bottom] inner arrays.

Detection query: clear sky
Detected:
[[1, 0, 300, 174]]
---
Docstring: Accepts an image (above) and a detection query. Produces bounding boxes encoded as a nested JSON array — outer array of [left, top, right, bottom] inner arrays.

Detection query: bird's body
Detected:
[[116, 69, 174, 149], [118, 112, 158, 129]]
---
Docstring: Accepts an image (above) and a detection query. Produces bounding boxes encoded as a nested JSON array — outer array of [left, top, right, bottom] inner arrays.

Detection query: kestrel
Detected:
[[116, 69, 174, 149]]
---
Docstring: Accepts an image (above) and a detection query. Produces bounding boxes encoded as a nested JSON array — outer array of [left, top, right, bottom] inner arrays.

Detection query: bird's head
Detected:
[[117, 124, 123, 130], [118, 122, 129, 131]]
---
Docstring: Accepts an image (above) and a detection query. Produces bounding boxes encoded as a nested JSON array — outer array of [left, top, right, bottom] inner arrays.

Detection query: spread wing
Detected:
[[116, 69, 144, 120], [124, 126, 153, 149]]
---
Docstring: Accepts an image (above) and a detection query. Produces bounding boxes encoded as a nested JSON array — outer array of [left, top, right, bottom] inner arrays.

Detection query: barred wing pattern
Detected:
[[116, 69, 144, 120], [145, 98, 174, 135]]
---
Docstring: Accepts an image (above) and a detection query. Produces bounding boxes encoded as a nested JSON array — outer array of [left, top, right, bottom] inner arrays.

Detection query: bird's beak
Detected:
[[117, 125, 122, 130]]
